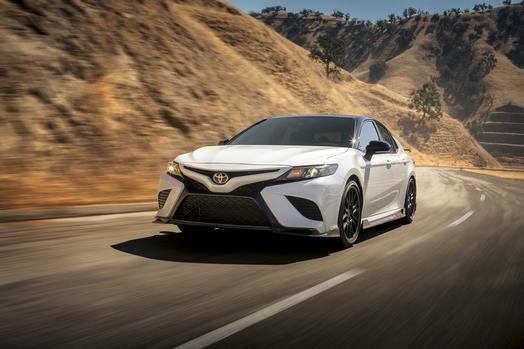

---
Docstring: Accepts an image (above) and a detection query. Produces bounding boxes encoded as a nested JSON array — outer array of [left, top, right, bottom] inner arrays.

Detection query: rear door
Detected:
[[357, 121, 391, 218]]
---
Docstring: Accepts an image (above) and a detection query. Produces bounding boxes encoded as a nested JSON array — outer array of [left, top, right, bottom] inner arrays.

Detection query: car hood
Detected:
[[176, 145, 349, 169]]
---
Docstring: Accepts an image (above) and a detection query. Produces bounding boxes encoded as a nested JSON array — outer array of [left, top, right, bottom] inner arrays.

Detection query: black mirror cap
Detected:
[[365, 140, 391, 159], [218, 139, 229, 145]]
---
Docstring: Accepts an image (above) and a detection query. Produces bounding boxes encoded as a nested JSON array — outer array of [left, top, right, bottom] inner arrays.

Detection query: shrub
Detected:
[[369, 61, 388, 82], [396, 29, 414, 49], [470, 50, 497, 81]]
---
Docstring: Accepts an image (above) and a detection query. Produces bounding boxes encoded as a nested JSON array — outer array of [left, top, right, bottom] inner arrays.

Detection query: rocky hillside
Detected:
[[259, 4, 524, 167], [0, 0, 498, 208]]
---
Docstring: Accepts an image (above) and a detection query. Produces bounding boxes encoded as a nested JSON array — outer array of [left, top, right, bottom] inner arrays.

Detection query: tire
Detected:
[[177, 224, 215, 234], [403, 178, 416, 224], [338, 180, 362, 248]]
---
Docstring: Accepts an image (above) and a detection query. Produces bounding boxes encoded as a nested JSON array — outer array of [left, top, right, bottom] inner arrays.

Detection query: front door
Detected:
[[357, 121, 392, 218]]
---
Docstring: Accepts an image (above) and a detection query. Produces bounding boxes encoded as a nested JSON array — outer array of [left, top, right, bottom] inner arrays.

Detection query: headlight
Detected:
[[283, 164, 338, 180], [167, 161, 182, 177]]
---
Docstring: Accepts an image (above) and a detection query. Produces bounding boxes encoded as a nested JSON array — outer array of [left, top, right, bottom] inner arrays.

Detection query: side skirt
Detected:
[[362, 208, 404, 229]]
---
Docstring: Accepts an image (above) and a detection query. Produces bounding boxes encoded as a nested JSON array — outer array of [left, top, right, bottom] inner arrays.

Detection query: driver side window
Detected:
[[357, 122, 380, 152]]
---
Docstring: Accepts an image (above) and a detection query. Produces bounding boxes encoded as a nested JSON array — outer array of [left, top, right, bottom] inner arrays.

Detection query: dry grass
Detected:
[[0, 0, 500, 209]]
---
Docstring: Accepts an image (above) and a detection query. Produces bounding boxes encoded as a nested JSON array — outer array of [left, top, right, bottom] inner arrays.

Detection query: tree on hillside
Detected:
[[261, 6, 286, 14], [310, 35, 346, 77], [332, 10, 344, 18], [503, 0, 512, 5], [300, 9, 313, 16], [403, 7, 417, 18], [471, 50, 497, 80], [409, 83, 443, 120], [388, 13, 397, 23], [396, 29, 414, 49], [450, 8, 462, 16], [473, 3, 487, 12]]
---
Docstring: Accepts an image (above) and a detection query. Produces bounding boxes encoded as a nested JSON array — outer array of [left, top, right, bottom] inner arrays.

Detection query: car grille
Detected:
[[183, 176, 276, 196], [158, 189, 171, 209], [173, 195, 270, 227], [184, 177, 209, 193], [286, 196, 323, 221]]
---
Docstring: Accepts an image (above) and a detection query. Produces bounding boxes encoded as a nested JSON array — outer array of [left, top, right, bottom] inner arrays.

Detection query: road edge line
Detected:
[[173, 269, 364, 349]]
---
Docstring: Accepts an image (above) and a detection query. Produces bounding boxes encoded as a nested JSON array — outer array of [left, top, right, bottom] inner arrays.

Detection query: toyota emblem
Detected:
[[212, 172, 229, 185]]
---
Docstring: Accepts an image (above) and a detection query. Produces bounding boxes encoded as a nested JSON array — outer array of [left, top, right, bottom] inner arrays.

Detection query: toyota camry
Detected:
[[154, 115, 416, 247]]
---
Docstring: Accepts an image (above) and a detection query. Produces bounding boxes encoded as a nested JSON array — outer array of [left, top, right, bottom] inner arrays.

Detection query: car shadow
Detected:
[[112, 222, 404, 265], [358, 221, 405, 243], [112, 230, 343, 265]]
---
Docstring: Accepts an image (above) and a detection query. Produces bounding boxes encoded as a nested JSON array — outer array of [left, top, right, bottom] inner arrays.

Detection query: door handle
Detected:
[[386, 160, 392, 169]]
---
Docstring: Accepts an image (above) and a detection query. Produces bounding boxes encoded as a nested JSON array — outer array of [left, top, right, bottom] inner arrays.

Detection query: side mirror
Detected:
[[217, 139, 229, 145], [365, 140, 390, 160]]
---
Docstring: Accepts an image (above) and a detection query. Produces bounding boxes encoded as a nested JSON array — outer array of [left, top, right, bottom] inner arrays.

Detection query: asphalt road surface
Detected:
[[1, 168, 524, 349]]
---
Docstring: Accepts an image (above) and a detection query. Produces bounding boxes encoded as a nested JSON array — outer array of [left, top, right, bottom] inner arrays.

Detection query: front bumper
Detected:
[[154, 172, 342, 236]]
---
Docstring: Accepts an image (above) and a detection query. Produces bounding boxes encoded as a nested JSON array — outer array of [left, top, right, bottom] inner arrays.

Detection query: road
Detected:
[[1, 168, 524, 348]]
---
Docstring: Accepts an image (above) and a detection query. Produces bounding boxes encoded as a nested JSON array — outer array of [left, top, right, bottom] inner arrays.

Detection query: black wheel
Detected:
[[338, 180, 362, 248], [177, 224, 215, 234], [403, 178, 416, 223]]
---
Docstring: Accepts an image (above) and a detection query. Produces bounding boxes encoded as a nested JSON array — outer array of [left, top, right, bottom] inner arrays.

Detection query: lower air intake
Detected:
[[174, 195, 270, 227], [286, 196, 323, 221], [158, 189, 171, 209]]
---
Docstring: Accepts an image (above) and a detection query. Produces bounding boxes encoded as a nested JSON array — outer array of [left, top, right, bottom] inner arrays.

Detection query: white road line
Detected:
[[174, 269, 364, 349], [480, 194, 486, 202], [447, 210, 475, 228]]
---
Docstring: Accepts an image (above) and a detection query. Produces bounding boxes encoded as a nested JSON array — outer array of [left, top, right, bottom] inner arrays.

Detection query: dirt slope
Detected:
[[0, 0, 498, 208]]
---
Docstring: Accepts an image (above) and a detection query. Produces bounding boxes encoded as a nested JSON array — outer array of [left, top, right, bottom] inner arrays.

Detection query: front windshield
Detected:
[[229, 117, 355, 147]]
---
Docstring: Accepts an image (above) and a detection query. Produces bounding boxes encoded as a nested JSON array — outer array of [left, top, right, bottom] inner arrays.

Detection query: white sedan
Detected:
[[154, 115, 416, 247]]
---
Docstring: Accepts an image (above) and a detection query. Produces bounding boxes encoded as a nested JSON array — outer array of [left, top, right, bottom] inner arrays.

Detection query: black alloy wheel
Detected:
[[338, 180, 362, 248], [403, 178, 416, 223]]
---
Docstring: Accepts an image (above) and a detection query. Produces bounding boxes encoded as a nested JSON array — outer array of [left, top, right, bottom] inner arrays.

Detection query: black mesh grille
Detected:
[[174, 195, 270, 227], [286, 196, 323, 221], [184, 177, 209, 193], [158, 189, 171, 209], [183, 176, 276, 196]]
